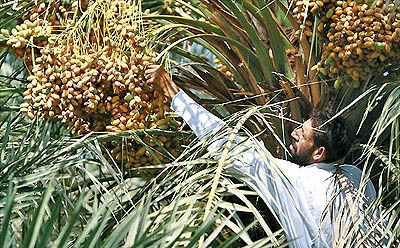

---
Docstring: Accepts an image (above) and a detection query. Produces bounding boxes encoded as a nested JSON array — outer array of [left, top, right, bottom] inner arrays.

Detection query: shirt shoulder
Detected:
[[338, 164, 366, 188], [338, 164, 377, 200]]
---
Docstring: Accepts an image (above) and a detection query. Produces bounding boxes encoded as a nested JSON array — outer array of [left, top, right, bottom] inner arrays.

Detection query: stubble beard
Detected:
[[288, 142, 313, 167]]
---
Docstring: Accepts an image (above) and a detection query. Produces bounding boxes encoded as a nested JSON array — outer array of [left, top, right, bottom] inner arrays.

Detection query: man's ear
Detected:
[[312, 147, 326, 163]]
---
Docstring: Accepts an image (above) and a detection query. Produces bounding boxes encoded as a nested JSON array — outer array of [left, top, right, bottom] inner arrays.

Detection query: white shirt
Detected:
[[171, 90, 377, 248]]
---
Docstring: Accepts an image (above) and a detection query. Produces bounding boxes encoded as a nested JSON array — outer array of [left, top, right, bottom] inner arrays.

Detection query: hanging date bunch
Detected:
[[0, 1, 84, 70], [292, 0, 400, 88], [0, 0, 189, 173]]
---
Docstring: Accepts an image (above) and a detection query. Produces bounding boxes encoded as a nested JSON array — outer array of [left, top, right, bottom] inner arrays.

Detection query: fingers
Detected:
[[144, 71, 153, 81], [144, 65, 169, 83], [144, 64, 160, 75], [144, 64, 158, 71], [143, 65, 179, 99], [144, 64, 162, 80]]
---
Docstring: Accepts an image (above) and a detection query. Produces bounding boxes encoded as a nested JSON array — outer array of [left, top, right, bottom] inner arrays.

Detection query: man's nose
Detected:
[[291, 125, 301, 138], [291, 128, 297, 139]]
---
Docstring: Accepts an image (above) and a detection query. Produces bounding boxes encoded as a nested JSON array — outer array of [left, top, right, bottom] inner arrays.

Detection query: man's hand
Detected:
[[144, 64, 180, 100]]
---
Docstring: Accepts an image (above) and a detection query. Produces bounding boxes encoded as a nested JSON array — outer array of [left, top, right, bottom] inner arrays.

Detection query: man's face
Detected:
[[289, 119, 316, 166]]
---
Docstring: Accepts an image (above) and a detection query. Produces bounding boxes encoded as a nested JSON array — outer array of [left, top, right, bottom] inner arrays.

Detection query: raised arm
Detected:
[[145, 65, 226, 142]]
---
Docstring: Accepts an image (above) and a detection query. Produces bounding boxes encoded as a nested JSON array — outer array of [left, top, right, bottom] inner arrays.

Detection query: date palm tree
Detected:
[[0, 0, 399, 247]]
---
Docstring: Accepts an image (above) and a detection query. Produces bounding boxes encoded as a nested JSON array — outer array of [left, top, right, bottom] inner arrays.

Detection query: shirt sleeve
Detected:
[[171, 90, 225, 140], [171, 90, 319, 248]]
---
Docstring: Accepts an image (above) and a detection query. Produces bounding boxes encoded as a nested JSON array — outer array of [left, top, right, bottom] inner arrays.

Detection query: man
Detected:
[[144, 65, 378, 247]]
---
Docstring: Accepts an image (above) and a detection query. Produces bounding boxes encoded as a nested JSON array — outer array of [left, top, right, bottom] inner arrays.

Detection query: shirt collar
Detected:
[[306, 163, 337, 172]]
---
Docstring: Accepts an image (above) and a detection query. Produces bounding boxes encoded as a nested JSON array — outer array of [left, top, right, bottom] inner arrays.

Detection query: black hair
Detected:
[[310, 110, 351, 163]]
